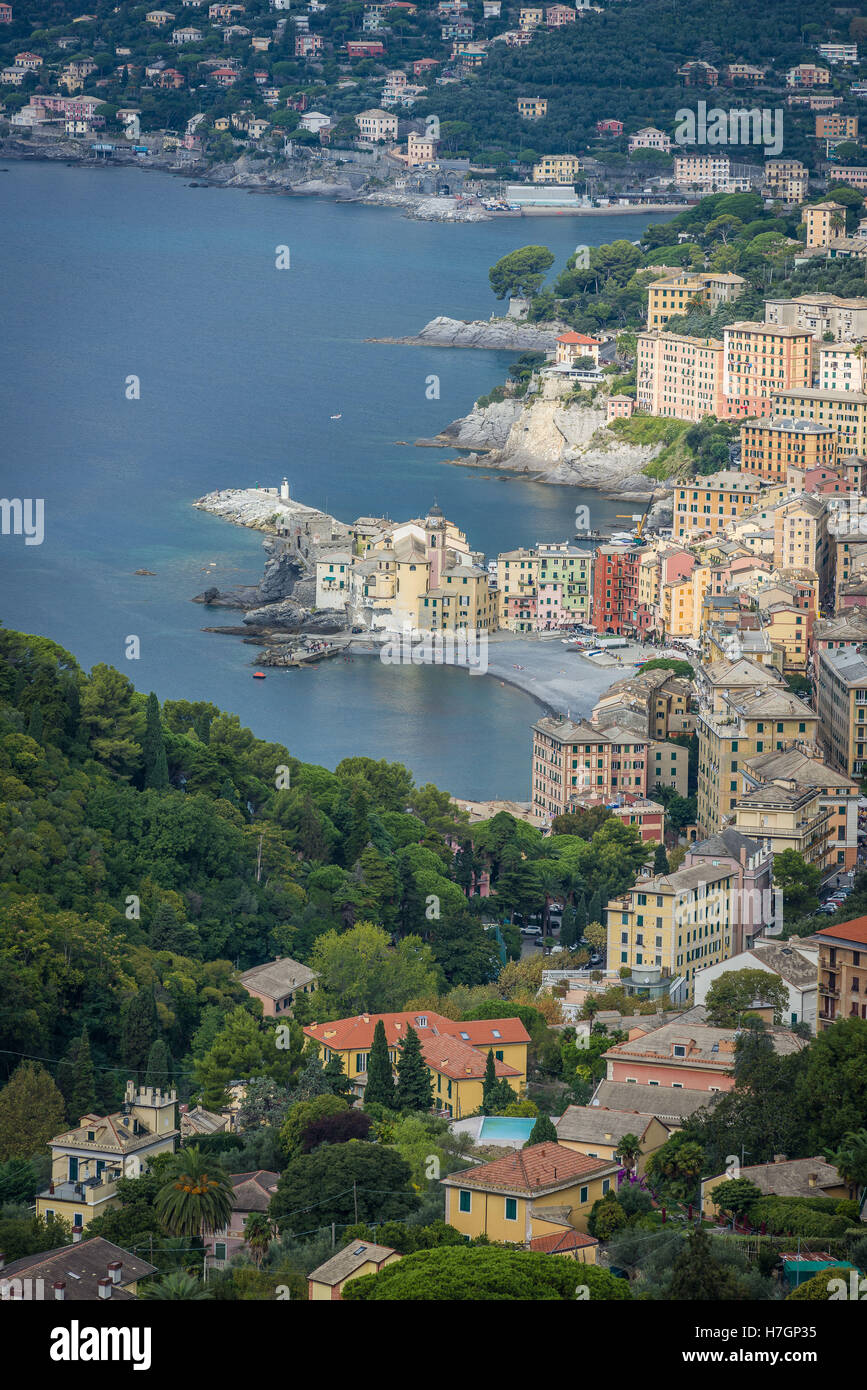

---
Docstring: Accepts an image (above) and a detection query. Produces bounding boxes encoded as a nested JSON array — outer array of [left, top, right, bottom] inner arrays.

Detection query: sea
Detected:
[[0, 160, 672, 797]]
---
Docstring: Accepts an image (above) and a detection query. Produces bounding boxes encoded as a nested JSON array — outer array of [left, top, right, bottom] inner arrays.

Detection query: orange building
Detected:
[[722, 323, 812, 418], [816, 916, 867, 1030], [740, 416, 837, 481]]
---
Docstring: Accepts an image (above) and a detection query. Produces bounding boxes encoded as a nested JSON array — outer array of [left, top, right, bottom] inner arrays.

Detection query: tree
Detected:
[[142, 691, 169, 790], [66, 1028, 97, 1122], [704, 969, 789, 1027], [708, 1177, 763, 1222], [0, 1063, 66, 1161], [144, 1039, 174, 1090], [825, 1128, 867, 1202], [482, 1049, 516, 1115], [364, 1019, 396, 1109], [139, 1272, 213, 1300], [614, 1133, 642, 1173], [121, 989, 159, 1073], [525, 1114, 557, 1146], [235, 1077, 293, 1131], [155, 1147, 234, 1237], [243, 1211, 273, 1267], [583, 921, 606, 954], [588, 1192, 628, 1240], [280, 1094, 348, 1157], [395, 1025, 433, 1113], [774, 849, 821, 917], [311, 922, 439, 1015], [301, 1109, 372, 1151], [343, 1247, 632, 1300], [271, 1142, 419, 1237], [669, 1225, 744, 1301], [323, 1052, 353, 1100], [653, 843, 670, 875], [489, 245, 555, 301]]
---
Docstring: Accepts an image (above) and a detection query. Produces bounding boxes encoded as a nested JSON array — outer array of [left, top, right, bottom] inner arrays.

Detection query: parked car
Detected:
[[520, 925, 542, 936]]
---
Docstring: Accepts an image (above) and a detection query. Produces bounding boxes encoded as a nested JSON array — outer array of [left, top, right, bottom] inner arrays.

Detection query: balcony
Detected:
[[39, 1175, 119, 1205]]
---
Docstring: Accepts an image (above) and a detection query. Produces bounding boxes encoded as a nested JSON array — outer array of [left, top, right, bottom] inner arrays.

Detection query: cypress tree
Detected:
[[27, 702, 43, 742], [653, 843, 670, 875], [364, 1019, 395, 1108], [481, 1048, 497, 1113], [395, 1025, 433, 1112], [144, 1038, 174, 1090], [142, 691, 169, 790], [587, 889, 603, 926], [69, 1028, 97, 1122], [323, 1051, 353, 1100], [574, 892, 588, 936], [525, 1114, 558, 1146], [121, 989, 158, 1072]]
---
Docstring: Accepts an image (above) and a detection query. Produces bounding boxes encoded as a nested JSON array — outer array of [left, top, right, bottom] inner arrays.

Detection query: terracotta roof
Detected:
[[229, 1170, 279, 1213], [814, 915, 867, 946], [442, 1142, 617, 1194], [304, 1010, 530, 1053], [557, 331, 600, 345], [528, 1228, 599, 1254], [419, 1032, 518, 1080]]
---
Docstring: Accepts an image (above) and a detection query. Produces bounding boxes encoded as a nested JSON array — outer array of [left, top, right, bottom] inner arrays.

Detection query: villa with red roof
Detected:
[[304, 1010, 530, 1117], [442, 1141, 616, 1243], [555, 331, 601, 367]]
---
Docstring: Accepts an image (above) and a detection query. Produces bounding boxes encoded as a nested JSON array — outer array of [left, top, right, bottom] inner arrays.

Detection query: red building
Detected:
[[596, 118, 623, 136], [592, 545, 651, 638], [346, 40, 386, 57], [414, 57, 440, 77], [295, 32, 323, 56]]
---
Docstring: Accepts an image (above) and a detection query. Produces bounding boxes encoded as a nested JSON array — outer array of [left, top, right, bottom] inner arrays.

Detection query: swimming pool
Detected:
[[478, 1117, 537, 1144]]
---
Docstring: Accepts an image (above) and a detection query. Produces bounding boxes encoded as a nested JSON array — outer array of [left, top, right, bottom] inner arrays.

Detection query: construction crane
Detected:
[[615, 496, 653, 545]]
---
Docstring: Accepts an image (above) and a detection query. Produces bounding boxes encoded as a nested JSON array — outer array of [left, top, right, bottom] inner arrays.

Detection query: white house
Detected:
[[693, 936, 819, 1031]]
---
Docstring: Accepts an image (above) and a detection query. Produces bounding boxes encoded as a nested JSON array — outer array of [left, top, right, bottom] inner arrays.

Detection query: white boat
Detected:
[[330, 413, 342, 420]]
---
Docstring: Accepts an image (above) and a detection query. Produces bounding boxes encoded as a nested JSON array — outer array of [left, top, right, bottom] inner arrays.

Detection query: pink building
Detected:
[[204, 1172, 279, 1269], [596, 118, 624, 136], [238, 956, 318, 1017], [0, 4, 12, 21], [606, 394, 634, 421], [546, 4, 575, 23], [295, 32, 322, 56]]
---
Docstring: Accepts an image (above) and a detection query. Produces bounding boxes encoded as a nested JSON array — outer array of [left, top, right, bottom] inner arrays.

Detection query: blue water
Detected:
[[478, 1116, 537, 1143], [0, 162, 671, 795]]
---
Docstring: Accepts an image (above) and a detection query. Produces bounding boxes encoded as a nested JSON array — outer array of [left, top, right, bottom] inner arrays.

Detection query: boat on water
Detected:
[[252, 671, 266, 679], [330, 413, 342, 420]]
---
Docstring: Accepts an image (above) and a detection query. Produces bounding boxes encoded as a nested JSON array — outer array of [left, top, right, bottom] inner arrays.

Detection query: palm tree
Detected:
[[155, 1147, 234, 1238], [139, 1272, 213, 1300], [825, 1129, 867, 1205], [243, 1211, 274, 1267], [615, 1133, 643, 1174]]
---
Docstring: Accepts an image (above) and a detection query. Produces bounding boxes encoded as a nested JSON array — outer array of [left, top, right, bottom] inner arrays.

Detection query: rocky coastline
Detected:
[[369, 315, 568, 350]]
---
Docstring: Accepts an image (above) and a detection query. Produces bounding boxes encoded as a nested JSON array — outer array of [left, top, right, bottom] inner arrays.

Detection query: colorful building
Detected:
[[442, 1143, 619, 1240]]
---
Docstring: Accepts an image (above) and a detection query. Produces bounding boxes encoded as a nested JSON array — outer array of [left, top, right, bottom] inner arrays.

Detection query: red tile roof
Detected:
[[815, 915, 867, 945], [528, 1228, 599, 1254], [557, 331, 601, 345], [419, 1033, 518, 1081], [442, 1142, 618, 1194], [304, 1010, 530, 1054]]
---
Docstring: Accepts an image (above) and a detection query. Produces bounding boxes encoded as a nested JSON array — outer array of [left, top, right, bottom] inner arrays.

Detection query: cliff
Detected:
[[370, 315, 567, 350]]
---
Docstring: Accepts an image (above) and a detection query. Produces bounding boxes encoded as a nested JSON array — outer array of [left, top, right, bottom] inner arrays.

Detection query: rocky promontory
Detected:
[[369, 315, 567, 351]]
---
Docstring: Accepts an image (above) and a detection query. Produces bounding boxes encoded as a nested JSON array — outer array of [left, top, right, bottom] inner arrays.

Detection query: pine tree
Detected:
[[144, 1039, 174, 1090], [525, 1113, 558, 1146], [395, 1025, 433, 1112], [142, 691, 169, 790], [0, 1062, 67, 1161], [69, 1028, 97, 1122], [396, 859, 425, 936], [149, 902, 198, 954], [27, 702, 43, 742], [220, 779, 236, 805], [323, 1052, 353, 1100], [364, 1019, 395, 1108], [587, 889, 603, 925], [653, 843, 670, 875], [669, 1225, 742, 1301]]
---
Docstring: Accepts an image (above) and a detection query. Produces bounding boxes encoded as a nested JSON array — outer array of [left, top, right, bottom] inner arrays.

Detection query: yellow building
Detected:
[[802, 200, 846, 249], [606, 862, 736, 996], [419, 559, 496, 631], [554, 1106, 671, 1172], [355, 107, 398, 141], [308, 1243, 400, 1300], [35, 1083, 178, 1232], [772, 387, 867, 456], [442, 1142, 618, 1240], [740, 416, 837, 481], [304, 1011, 529, 1119], [815, 917, 867, 1030], [696, 681, 819, 834], [644, 272, 745, 328], [772, 495, 830, 592], [497, 547, 540, 631], [673, 472, 762, 539], [659, 563, 710, 640], [735, 746, 859, 882], [517, 95, 547, 119], [532, 153, 582, 183]]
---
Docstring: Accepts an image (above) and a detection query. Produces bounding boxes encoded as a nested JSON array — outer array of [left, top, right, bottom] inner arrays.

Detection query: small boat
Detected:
[[252, 671, 267, 679], [330, 413, 342, 420]]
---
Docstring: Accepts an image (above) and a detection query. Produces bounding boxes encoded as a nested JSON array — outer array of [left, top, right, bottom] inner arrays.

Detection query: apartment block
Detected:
[[741, 416, 837, 482], [818, 343, 864, 394], [673, 471, 762, 538], [605, 863, 736, 998], [722, 323, 812, 419], [815, 644, 867, 777], [636, 330, 725, 420], [815, 112, 858, 139], [531, 716, 659, 822], [802, 201, 846, 249], [736, 746, 859, 881], [591, 544, 652, 637], [816, 917, 867, 1030], [645, 272, 745, 328], [497, 548, 539, 631], [532, 153, 582, 182], [772, 387, 867, 456]]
